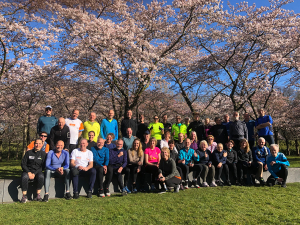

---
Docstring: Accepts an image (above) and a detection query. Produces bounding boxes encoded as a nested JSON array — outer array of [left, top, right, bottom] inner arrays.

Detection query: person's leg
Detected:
[[144, 165, 159, 184], [21, 172, 29, 195], [87, 168, 96, 192], [95, 165, 104, 190], [201, 165, 208, 183], [63, 169, 71, 193], [276, 164, 288, 186], [228, 163, 238, 184], [72, 170, 80, 193], [237, 162, 244, 184], [263, 135, 275, 146], [178, 164, 188, 181], [266, 175, 276, 186], [192, 164, 202, 179], [44, 169, 52, 194], [115, 168, 124, 190], [122, 166, 130, 188], [165, 177, 181, 188], [35, 171, 45, 194], [215, 164, 223, 181], [223, 163, 230, 183], [104, 165, 113, 189]]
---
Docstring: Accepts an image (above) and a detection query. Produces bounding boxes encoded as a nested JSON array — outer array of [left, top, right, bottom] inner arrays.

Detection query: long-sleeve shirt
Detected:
[[255, 115, 274, 136], [121, 118, 137, 137], [109, 148, 127, 169], [190, 140, 199, 151], [158, 158, 180, 180], [91, 146, 109, 167], [230, 120, 248, 140], [187, 121, 204, 138], [208, 124, 228, 144], [245, 120, 256, 141], [148, 122, 164, 140], [128, 149, 144, 165], [21, 150, 46, 174], [37, 115, 58, 135], [195, 149, 211, 165], [100, 118, 118, 140], [49, 125, 70, 150], [226, 148, 237, 164], [178, 148, 199, 165], [46, 150, 69, 171], [237, 149, 253, 163], [267, 153, 290, 179], [213, 150, 227, 164], [252, 146, 270, 165]]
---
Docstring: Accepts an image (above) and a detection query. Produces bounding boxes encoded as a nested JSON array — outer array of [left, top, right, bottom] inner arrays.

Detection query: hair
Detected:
[[34, 138, 43, 144], [227, 140, 235, 146], [153, 115, 159, 119], [270, 144, 279, 151], [189, 131, 198, 142], [165, 131, 171, 137], [162, 114, 168, 118], [39, 131, 47, 136], [161, 147, 170, 158], [193, 112, 200, 116], [72, 109, 79, 113], [168, 139, 175, 145], [199, 140, 208, 149], [214, 117, 221, 122], [88, 131, 95, 136], [207, 135, 214, 141], [234, 111, 240, 116], [97, 137, 104, 142], [217, 143, 223, 149], [149, 137, 157, 146], [116, 138, 123, 144], [131, 138, 143, 158], [258, 137, 266, 142], [80, 138, 88, 144], [106, 133, 115, 140], [240, 138, 250, 153]]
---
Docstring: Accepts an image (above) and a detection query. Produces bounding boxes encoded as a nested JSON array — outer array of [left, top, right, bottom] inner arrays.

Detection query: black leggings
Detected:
[[94, 165, 106, 190], [178, 163, 202, 181], [21, 171, 44, 192], [214, 164, 225, 181], [267, 164, 288, 184], [225, 162, 238, 181], [158, 176, 181, 188], [106, 165, 130, 189], [143, 165, 159, 184], [127, 164, 140, 184]]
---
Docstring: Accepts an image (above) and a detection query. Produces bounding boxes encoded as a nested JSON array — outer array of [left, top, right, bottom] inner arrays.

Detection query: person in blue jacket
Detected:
[[177, 138, 202, 189], [91, 138, 109, 197], [252, 137, 270, 186], [255, 108, 274, 145], [266, 144, 290, 188], [101, 110, 118, 141], [212, 143, 229, 186]]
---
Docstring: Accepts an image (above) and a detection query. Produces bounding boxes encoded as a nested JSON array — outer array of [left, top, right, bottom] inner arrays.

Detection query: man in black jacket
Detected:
[[121, 110, 137, 137], [230, 112, 248, 149], [187, 112, 205, 141], [20, 139, 47, 203], [50, 117, 70, 151], [208, 117, 228, 146]]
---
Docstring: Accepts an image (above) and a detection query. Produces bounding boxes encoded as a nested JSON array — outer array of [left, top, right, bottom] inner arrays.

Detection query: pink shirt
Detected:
[[207, 142, 217, 153], [145, 147, 161, 164]]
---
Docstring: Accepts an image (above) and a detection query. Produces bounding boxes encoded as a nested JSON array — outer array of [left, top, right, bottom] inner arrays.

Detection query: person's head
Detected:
[[205, 118, 210, 125], [164, 131, 171, 140], [176, 115, 181, 123], [161, 147, 170, 161], [139, 114, 144, 122], [258, 137, 266, 148], [190, 131, 197, 142], [116, 139, 124, 150], [108, 109, 114, 120], [58, 117, 65, 130], [126, 127, 132, 137], [89, 112, 96, 122], [39, 131, 48, 143], [226, 140, 234, 150], [193, 112, 200, 121], [240, 139, 250, 153], [97, 138, 105, 149], [270, 144, 279, 157], [55, 140, 64, 152], [168, 139, 175, 150], [214, 117, 222, 125], [34, 138, 43, 151], [71, 109, 79, 120], [106, 133, 115, 144], [243, 113, 250, 122], [178, 133, 184, 142], [199, 140, 208, 151], [144, 130, 150, 141], [45, 105, 52, 116], [162, 114, 168, 122], [233, 111, 239, 121], [153, 115, 159, 123], [217, 143, 223, 152], [185, 117, 190, 125], [207, 135, 214, 144], [149, 137, 157, 148], [131, 138, 143, 157], [126, 110, 132, 119], [80, 139, 88, 151], [258, 108, 265, 117], [88, 131, 95, 142], [224, 114, 229, 122], [184, 138, 191, 149]]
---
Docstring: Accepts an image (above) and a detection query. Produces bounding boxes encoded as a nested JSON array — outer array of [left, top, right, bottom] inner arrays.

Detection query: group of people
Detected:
[[20, 106, 290, 203]]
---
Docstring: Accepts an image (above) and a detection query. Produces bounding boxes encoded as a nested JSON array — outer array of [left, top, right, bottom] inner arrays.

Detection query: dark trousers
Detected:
[[178, 163, 202, 181], [214, 164, 225, 181], [71, 168, 96, 193], [127, 164, 140, 184], [237, 162, 252, 184], [106, 165, 130, 189], [94, 165, 106, 190], [259, 135, 275, 146], [69, 144, 77, 154], [267, 164, 288, 185], [158, 176, 181, 188], [225, 162, 238, 182], [248, 140, 255, 151], [143, 165, 159, 184], [21, 171, 44, 192]]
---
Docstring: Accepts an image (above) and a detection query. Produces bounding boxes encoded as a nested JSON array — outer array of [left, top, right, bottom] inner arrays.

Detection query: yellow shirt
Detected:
[[148, 122, 164, 140], [82, 121, 100, 142]]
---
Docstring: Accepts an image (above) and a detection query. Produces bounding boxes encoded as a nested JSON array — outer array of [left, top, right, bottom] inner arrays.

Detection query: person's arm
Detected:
[[187, 123, 192, 137], [139, 152, 144, 165], [65, 127, 70, 150], [224, 126, 229, 143], [121, 150, 127, 168], [252, 148, 261, 163], [178, 150, 185, 164], [267, 158, 278, 178], [45, 151, 56, 171], [91, 148, 100, 166], [26, 141, 34, 151], [277, 153, 290, 166], [249, 150, 253, 163], [37, 117, 41, 134], [70, 159, 76, 168], [100, 120, 105, 139], [157, 149, 161, 166], [233, 150, 238, 164], [104, 148, 110, 166], [49, 128, 55, 150], [114, 120, 118, 141], [63, 151, 70, 169], [128, 150, 134, 164], [244, 123, 248, 140], [165, 159, 178, 180], [21, 151, 30, 173]]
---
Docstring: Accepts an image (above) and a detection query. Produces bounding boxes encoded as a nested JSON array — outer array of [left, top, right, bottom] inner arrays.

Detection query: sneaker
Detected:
[[87, 191, 92, 198], [34, 194, 43, 202], [202, 182, 209, 187], [105, 188, 111, 197], [132, 188, 138, 193], [65, 192, 72, 200], [184, 184, 189, 189], [281, 182, 287, 188], [158, 188, 167, 194], [122, 187, 128, 196], [124, 186, 131, 194], [225, 181, 232, 186], [73, 192, 79, 199], [174, 184, 180, 193], [43, 194, 49, 202], [216, 180, 223, 186], [180, 184, 184, 190], [192, 180, 200, 188], [150, 184, 156, 191], [210, 182, 217, 187], [20, 195, 27, 203], [97, 189, 105, 197], [259, 178, 266, 186]]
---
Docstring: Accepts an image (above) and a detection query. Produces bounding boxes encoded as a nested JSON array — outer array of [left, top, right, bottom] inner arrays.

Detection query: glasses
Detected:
[[46, 108, 52, 111], [154, 118, 159, 120], [208, 138, 213, 140], [40, 135, 47, 138]]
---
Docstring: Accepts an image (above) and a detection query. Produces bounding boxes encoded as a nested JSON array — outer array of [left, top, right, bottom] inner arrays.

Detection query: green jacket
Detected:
[[172, 123, 187, 140]]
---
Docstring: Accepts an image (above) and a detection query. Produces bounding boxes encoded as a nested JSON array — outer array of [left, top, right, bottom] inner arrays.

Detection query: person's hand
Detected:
[[56, 167, 64, 175], [248, 161, 252, 167], [277, 178, 283, 183], [137, 166, 141, 173], [270, 161, 276, 166], [264, 164, 268, 170], [205, 152, 208, 158], [181, 159, 185, 164], [138, 161, 143, 166], [64, 149, 69, 152], [208, 163, 211, 168], [160, 177, 165, 182], [78, 166, 84, 170], [118, 152, 123, 157], [194, 152, 198, 157], [28, 172, 35, 180], [149, 126, 153, 130], [267, 122, 271, 126], [217, 162, 222, 168], [159, 127, 163, 131], [118, 167, 123, 173], [103, 165, 107, 174], [188, 162, 194, 167], [82, 167, 88, 171], [156, 163, 159, 168], [223, 152, 227, 157], [158, 173, 163, 178]]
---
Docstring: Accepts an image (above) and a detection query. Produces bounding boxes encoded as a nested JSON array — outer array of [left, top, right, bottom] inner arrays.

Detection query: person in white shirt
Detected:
[[70, 139, 96, 199]]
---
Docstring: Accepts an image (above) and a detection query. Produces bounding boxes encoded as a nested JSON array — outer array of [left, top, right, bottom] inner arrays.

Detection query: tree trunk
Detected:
[[22, 123, 28, 157], [286, 139, 290, 156], [295, 139, 299, 156], [7, 139, 11, 161], [274, 127, 279, 145], [0, 138, 2, 162]]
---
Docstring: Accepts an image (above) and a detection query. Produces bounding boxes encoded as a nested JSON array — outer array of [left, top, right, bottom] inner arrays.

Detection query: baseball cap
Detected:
[[45, 105, 52, 109]]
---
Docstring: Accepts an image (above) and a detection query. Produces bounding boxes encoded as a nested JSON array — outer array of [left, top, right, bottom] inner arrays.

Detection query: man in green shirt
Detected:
[[148, 115, 164, 147], [172, 115, 187, 141]]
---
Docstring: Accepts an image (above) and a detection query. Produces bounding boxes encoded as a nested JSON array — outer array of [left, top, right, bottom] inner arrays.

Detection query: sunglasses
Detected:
[[154, 118, 159, 119], [208, 138, 213, 140], [40, 135, 47, 137], [46, 108, 52, 111]]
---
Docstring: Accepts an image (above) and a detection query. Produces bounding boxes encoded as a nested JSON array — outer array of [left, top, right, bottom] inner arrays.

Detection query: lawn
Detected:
[[0, 184, 300, 224]]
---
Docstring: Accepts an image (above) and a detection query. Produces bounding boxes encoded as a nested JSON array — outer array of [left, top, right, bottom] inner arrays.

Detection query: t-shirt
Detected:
[[148, 123, 164, 140], [144, 147, 161, 164], [255, 115, 273, 136], [65, 118, 84, 144], [71, 148, 93, 168]]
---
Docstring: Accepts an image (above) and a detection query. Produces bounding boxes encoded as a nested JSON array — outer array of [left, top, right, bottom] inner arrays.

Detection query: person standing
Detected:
[[27, 131, 50, 153], [222, 114, 232, 139], [37, 106, 58, 143], [136, 114, 148, 141], [82, 112, 100, 142], [230, 112, 248, 149], [208, 117, 228, 147], [148, 115, 164, 147], [101, 109, 118, 141], [121, 110, 137, 137], [162, 114, 172, 138], [244, 113, 256, 150], [172, 115, 187, 141], [65, 109, 84, 152], [49, 118, 70, 151], [187, 112, 205, 141], [255, 108, 275, 145], [122, 128, 135, 151]]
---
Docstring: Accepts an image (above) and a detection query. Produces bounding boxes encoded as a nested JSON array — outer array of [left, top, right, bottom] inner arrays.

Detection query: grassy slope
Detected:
[[1, 184, 300, 224]]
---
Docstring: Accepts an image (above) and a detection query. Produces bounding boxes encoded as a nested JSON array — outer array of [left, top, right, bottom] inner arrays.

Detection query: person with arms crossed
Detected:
[[255, 108, 275, 145]]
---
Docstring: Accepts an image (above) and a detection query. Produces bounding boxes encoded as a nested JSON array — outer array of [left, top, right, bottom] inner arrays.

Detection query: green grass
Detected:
[[1, 184, 300, 224]]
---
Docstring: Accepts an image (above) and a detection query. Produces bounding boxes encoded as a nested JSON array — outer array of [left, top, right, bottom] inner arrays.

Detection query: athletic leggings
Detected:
[[158, 176, 181, 188], [21, 171, 44, 192], [94, 165, 106, 190], [214, 164, 225, 181], [143, 165, 159, 184], [224, 162, 238, 182], [127, 164, 140, 184], [178, 163, 202, 181], [106, 165, 130, 189]]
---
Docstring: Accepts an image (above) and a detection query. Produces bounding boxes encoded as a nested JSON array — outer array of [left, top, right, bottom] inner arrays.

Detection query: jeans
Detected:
[[44, 169, 70, 193]]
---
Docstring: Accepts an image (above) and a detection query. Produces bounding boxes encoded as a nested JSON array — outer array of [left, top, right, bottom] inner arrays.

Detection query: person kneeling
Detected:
[[44, 140, 71, 202], [266, 144, 290, 188], [157, 147, 181, 193]]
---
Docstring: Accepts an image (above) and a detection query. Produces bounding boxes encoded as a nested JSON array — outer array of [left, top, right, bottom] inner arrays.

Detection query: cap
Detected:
[[144, 130, 150, 135], [45, 105, 52, 109]]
